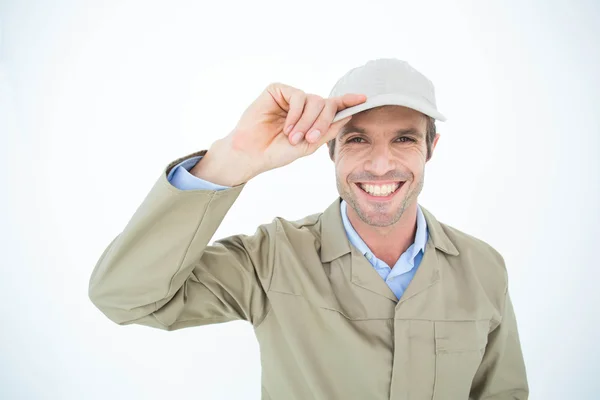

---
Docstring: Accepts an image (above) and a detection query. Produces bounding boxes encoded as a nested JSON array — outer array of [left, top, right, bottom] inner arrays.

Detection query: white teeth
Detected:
[[358, 182, 402, 196]]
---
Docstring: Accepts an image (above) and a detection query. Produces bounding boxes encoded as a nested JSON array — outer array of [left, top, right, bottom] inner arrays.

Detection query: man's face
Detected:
[[332, 105, 439, 227]]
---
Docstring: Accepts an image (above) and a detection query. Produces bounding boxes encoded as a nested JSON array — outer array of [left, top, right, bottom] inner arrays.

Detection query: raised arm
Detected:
[[88, 154, 274, 329], [88, 83, 366, 330]]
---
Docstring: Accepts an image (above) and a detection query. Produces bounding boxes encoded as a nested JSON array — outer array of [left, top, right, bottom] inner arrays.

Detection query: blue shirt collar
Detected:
[[340, 200, 428, 263]]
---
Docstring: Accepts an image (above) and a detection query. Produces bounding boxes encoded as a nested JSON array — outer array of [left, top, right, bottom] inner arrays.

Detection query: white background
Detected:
[[1, 0, 599, 399]]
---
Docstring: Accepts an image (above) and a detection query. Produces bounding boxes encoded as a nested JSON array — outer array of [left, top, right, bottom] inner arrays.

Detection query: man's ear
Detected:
[[426, 133, 441, 162], [327, 139, 335, 161], [432, 133, 440, 152]]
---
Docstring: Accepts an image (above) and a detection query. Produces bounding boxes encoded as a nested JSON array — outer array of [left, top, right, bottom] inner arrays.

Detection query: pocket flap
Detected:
[[434, 320, 489, 353]]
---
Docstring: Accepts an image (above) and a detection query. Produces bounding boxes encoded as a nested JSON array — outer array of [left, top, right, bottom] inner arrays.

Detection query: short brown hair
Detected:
[[327, 115, 437, 161]]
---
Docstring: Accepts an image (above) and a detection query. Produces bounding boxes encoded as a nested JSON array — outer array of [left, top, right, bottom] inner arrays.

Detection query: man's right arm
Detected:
[[88, 151, 273, 330], [88, 83, 365, 331]]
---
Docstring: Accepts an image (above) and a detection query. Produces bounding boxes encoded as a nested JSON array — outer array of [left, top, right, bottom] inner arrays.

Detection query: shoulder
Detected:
[[242, 210, 323, 246], [437, 220, 509, 294], [442, 222, 507, 271], [271, 211, 323, 240]]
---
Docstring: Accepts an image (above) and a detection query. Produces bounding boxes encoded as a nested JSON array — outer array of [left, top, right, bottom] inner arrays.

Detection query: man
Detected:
[[89, 58, 528, 399]]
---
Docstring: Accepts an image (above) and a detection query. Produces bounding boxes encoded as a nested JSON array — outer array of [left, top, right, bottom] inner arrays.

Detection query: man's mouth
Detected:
[[355, 181, 404, 198]]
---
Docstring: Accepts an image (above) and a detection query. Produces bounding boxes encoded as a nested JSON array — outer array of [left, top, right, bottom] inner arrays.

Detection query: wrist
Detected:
[[190, 142, 254, 187]]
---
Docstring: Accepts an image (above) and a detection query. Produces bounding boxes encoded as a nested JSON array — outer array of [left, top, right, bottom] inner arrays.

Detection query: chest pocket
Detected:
[[432, 320, 489, 400]]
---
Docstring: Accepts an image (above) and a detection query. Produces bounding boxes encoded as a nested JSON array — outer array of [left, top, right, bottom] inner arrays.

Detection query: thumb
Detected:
[[333, 93, 367, 112]]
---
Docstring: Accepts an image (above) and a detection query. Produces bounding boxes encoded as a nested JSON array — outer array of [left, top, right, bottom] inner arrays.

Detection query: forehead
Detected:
[[338, 105, 427, 138]]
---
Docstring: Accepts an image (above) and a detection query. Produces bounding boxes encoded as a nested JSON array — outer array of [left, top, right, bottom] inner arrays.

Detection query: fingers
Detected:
[[295, 93, 366, 146], [303, 99, 339, 144], [308, 115, 352, 152], [303, 92, 366, 145], [283, 90, 306, 136], [270, 81, 365, 147], [267, 82, 311, 140], [287, 95, 326, 145]]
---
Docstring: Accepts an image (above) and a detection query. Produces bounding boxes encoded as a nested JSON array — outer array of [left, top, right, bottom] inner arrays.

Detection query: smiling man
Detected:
[[89, 58, 529, 399], [332, 105, 436, 272]]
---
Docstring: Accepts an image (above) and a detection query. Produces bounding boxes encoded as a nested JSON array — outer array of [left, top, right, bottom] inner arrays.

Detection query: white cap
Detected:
[[329, 58, 446, 123]]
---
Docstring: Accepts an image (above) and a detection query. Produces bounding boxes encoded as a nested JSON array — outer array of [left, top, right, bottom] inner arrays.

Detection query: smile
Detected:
[[355, 181, 404, 198]]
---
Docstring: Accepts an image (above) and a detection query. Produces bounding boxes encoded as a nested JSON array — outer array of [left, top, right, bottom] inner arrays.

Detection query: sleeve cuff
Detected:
[[167, 156, 232, 191]]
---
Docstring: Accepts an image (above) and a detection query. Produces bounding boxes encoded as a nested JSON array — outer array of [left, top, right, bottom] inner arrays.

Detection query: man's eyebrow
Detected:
[[338, 125, 424, 140], [338, 124, 366, 140]]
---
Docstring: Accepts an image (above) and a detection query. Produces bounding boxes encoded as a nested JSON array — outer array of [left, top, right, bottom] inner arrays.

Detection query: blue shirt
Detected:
[[167, 156, 429, 300], [339, 200, 428, 300]]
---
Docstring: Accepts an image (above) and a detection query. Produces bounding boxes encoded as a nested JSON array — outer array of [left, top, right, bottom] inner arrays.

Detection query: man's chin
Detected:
[[352, 203, 402, 227], [361, 215, 397, 228]]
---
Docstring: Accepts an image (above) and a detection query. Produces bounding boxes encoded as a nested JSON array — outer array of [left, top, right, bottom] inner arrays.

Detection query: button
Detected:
[[366, 253, 373, 260]]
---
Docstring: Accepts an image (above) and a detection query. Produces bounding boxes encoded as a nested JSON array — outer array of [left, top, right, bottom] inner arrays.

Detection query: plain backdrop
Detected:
[[1, 0, 599, 399]]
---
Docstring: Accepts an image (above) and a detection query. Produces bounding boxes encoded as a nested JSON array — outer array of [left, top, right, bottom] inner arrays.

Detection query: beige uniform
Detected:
[[89, 150, 529, 399]]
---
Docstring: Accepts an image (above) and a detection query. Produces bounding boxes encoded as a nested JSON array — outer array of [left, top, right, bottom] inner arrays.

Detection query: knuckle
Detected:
[[325, 97, 338, 107], [308, 94, 325, 107], [289, 93, 304, 110], [290, 92, 305, 108]]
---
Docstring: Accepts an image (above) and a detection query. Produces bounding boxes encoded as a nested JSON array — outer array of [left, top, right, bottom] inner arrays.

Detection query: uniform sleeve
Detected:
[[88, 150, 273, 330], [469, 288, 529, 399], [167, 155, 232, 191]]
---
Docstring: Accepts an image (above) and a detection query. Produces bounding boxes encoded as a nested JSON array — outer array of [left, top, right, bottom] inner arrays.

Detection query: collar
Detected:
[[320, 197, 459, 263], [339, 200, 428, 262]]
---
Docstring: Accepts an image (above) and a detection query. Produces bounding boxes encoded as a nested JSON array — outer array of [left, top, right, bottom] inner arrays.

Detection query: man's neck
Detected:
[[347, 202, 418, 266]]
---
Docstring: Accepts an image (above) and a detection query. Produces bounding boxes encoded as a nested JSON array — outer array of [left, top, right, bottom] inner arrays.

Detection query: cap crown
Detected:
[[329, 58, 438, 110]]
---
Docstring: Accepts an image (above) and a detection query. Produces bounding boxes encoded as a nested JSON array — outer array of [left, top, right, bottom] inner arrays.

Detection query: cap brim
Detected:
[[332, 93, 447, 123]]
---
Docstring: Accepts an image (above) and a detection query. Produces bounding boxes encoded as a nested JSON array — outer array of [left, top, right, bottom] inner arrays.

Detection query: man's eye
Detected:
[[347, 137, 365, 143], [396, 137, 415, 143]]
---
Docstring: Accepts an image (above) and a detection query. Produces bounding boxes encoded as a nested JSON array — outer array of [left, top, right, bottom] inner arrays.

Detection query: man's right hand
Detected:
[[190, 82, 367, 186]]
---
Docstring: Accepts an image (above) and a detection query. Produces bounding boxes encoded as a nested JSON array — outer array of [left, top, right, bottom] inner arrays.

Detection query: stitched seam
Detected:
[[268, 289, 302, 296], [253, 221, 279, 328], [266, 219, 281, 292]]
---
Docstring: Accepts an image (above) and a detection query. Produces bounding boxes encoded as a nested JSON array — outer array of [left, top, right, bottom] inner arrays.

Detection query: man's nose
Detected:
[[364, 145, 395, 176]]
